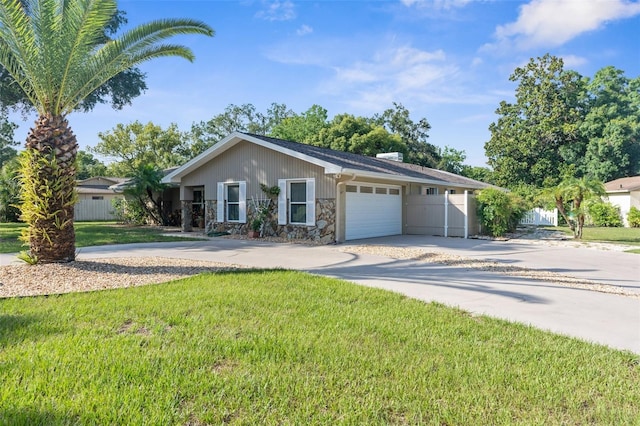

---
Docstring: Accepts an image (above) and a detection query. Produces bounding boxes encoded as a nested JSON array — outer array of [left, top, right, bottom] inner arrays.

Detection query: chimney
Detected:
[[376, 152, 404, 162]]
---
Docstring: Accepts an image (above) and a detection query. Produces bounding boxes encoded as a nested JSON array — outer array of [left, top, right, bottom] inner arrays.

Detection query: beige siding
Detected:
[[75, 194, 122, 221], [181, 141, 336, 200]]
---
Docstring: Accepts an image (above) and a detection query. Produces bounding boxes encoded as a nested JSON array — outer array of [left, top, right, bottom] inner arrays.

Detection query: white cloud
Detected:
[[256, 1, 296, 21], [322, 45, 495, 110], [490, 0, 640, 50], [296, 24, 313, 36], [560, 54, 588, 68]]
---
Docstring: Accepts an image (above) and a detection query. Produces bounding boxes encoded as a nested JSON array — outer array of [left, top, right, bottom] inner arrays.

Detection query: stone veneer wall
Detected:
[[208, 198, 336, 244], [181, 201, 193, 232]]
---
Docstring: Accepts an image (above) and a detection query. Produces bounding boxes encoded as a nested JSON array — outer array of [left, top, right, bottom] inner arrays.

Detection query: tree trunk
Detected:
[[22, 114, 78, 263]]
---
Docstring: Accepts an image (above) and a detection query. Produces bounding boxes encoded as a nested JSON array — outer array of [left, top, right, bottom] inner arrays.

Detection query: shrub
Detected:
[[111, 197, 147, 225], [628, 207, 640, 228], [588, 202, 622, 227], [476, 188, 529, 237]]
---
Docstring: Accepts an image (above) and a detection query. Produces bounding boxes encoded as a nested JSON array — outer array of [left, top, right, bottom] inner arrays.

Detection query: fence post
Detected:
[[444, 190, 449, 238], [464, 190, 469, 239]]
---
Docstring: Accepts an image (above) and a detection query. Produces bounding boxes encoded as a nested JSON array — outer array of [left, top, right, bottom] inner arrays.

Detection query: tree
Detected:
[[189, 103, 294, 157], [551, 177, 605, 239], [76, 150, 107, 180], [437, 146, 466, 174], [270, 104, 328, 143], [0, 9, 146, 115], [94, 121, 187, 177], [485, 54, 586, 188], [460, 166, 495, 184], [578, 67, 640, 181], [0, 156, 20, 222], [122, 163, 168, 225], [373, 102, 440, 167], [0, 108, 16, 168], [0, 0, 213, 263], [309, 114, 406, 157]]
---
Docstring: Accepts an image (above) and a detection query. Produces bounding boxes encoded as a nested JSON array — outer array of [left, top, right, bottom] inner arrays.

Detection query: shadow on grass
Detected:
[[0, 408, 79, 426], [0, 314, 63, 347]]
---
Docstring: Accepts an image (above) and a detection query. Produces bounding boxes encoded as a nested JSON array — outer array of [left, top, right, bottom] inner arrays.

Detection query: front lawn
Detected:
[[1, 271, 638, 424], [0, 222, 196, 254], [551, 226, 640, 246]]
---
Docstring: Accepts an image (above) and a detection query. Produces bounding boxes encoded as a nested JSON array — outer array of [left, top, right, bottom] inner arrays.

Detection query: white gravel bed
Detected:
[[0, 257, 244, 298], [342, 245, 639, 299]]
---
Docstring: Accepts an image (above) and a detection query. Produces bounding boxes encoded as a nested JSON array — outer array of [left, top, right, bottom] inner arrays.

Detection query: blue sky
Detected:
[[11, 0, 640, 166]]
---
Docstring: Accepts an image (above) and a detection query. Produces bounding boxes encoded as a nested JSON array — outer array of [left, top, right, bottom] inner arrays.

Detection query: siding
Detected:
[[180, 141, 336, 200]]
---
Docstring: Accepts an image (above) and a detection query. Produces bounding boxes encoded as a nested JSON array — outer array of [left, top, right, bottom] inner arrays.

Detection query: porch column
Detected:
[[181, 186, 194, 232], [181, 201, 193, 232]]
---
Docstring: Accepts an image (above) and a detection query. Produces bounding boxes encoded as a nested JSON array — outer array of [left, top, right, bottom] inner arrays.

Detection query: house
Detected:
[[162, 132, 493, 242], [604, 176, 640, 227], [75, 177, 127, 221]]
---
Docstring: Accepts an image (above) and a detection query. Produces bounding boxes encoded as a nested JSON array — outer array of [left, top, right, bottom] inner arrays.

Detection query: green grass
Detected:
[[1, 270, 638, 425], [550, 226, 640, 246], [0, 222, 197, 254]]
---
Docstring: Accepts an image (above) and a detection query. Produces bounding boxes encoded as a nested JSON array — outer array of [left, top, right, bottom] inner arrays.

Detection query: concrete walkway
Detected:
[[2, 235, 639, 353]]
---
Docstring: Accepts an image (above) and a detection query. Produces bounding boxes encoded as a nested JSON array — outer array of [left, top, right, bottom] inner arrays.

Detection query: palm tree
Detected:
[[559, 177, 605, 239], [0, 0, 213, 262]]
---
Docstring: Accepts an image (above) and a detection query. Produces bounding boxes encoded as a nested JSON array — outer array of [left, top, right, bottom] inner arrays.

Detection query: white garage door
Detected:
[[345, 184, 402, 240]]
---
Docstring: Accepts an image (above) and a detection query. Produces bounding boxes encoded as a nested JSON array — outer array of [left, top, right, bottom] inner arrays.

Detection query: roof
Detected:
[[76, 176, 127, 189], [76, 187, 118, 195], [163, 132, 493, 189], [604, 176, 640, 193]]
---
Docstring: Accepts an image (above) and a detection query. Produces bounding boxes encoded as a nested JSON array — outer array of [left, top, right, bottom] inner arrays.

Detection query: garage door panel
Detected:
[[346, 186, 402, 240]]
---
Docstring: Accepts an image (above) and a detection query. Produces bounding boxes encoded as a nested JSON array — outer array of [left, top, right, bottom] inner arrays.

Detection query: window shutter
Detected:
[[305, 179, 315, 226], [278, 179, 287, 225], [239, 181, 247, 223], [216, 182, 224, 222]]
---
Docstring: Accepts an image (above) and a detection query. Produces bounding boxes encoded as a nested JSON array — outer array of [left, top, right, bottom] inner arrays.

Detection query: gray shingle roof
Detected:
[[244, 133, 491, 189]]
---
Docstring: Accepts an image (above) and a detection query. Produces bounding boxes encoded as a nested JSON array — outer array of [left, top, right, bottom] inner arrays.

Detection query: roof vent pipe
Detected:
[[376, 152, 404, 162]]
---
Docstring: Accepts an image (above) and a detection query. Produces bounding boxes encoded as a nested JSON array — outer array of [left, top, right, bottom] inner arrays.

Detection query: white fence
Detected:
[[520, 208, 557, 226]]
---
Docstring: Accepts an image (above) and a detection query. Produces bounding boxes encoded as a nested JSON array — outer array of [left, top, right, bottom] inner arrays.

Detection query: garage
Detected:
[[345, 183, 402, 240]]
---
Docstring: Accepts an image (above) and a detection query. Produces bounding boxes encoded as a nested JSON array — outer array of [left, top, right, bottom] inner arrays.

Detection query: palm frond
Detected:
[[0, 0, 213, 115]]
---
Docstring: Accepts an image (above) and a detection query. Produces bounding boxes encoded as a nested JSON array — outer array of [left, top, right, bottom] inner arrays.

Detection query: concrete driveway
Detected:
[[2, 235, 639, 353]]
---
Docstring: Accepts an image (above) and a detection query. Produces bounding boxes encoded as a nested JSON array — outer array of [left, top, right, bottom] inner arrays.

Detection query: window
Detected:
[[92, 196, 104, 200], [425, 187, 438, 195], [278, 179, 315, 226], [217, 182, 246, 223], [227, 184, 239, 221], [375, 187, 387, 195], [360, 186, 373, 194], [290, 182, 307, 224], [389, 188, 400, 195], [449, 189, 457, 195]]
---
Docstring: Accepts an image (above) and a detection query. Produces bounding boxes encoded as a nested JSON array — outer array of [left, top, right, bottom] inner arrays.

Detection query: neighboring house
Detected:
[[604, 176, 640, 227], [75, 177, 127, 221], [162, 132, 494, 242]]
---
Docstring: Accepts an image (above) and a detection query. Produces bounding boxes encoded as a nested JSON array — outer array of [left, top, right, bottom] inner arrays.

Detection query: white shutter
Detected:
[[277, 179, 287, 225], [216, 182, 224, 222], [305, 179, 315, 226], [239, 181, 247, 223]]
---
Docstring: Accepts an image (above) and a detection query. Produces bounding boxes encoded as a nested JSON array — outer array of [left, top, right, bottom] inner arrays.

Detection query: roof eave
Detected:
[[339, 168, 488, 189]]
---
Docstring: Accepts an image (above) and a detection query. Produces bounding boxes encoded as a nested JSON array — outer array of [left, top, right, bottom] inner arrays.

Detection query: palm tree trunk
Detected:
[[22, 114, 78, 263]]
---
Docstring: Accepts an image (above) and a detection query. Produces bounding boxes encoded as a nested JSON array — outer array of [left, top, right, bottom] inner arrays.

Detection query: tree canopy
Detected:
[[93, 121, 187, 177], [486, 54, 639, 189]]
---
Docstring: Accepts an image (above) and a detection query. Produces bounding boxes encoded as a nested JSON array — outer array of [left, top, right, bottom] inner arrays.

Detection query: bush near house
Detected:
[[628, 207, 640, 228], [588, 202, 622, 227], [476, 188, 529, 237]]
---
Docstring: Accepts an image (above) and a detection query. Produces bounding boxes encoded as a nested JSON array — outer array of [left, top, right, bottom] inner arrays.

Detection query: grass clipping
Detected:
[[343, 245, 639, 299]]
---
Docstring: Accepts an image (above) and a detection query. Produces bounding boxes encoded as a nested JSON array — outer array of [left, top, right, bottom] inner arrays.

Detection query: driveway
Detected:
[[2, 235, 639, 353]]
